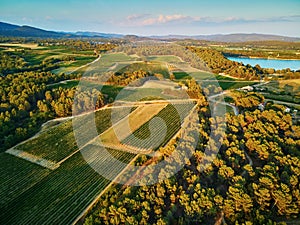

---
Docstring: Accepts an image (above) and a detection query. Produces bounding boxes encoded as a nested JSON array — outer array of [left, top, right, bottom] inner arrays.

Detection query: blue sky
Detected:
[[0, 0, 300, 36]]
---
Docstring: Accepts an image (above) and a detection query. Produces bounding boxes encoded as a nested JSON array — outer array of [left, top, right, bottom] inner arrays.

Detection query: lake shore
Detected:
[[248, 56, 300, 61], [227, 56, 300, 70]]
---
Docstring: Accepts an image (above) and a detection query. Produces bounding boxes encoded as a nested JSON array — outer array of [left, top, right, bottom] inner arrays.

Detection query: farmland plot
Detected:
[[15, 107, 134, 163], [76, 52, 138, 75], [122, 102, 195, 150], [0, 149, 135, 225], [99, 103, 168, 152], [0, 153, 50, 207], [0, 106, 139, 225]]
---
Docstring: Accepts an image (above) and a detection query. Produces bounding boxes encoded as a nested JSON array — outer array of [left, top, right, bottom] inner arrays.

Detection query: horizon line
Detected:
[[1, 20, 300, 38]]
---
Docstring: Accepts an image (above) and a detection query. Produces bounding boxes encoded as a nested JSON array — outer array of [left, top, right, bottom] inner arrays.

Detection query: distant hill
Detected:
[[149, 33, 300, 42], [0, 22, 65, 38], [74, 31, 123, 38], [0, 21, 299, 42], [0, 22, 122, 38]]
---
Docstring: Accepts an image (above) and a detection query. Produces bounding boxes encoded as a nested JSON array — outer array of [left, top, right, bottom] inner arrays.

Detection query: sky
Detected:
[[0, 0, 300, 36]]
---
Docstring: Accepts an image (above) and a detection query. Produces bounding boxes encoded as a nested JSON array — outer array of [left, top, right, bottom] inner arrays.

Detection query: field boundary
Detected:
[[5, 149, 59, 170]]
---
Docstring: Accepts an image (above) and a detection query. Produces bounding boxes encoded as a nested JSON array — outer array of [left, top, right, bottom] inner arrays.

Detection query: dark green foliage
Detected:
[[85, 96, 300, 225]]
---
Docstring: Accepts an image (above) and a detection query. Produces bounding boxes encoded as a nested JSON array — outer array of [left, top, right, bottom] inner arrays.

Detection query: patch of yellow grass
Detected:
[[99, 103, 167, 148], [278, 79, 300, 86], [0, 43, 41, 49]]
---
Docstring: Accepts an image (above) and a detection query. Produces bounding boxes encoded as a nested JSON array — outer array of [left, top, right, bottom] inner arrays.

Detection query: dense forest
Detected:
[[84, 89, 300, 225], [177, 39, 300, 59], [0, 50, 62, 76], [0, 68, 106, 151], [222, 41, 300, 60]]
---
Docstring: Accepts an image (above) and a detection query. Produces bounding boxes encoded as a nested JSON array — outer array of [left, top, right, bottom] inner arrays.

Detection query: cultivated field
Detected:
[[1, 98, 195, 224], [0, 151, 135, 225], [15, 107, 133, 163], [76, 52, 139, 75], [99, 103, 168, 152], [0, 153, 50, 207], [0, 107, 138, 225], [122, 102, 195, 150], [0, 50, 215, 225], [146, 55, 183, 63]]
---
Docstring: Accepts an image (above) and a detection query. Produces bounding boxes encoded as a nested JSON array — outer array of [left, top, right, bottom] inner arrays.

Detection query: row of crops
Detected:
[[0, 102, 194, 224], [17, 107, 135, 163], [0, 153, 50, 207], [0, 105, 139, 224], [0, 146, 136, 225], [121, 102, 195, 150]]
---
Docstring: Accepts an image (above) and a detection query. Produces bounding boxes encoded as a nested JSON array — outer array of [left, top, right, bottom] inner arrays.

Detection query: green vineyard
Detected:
[[17, 107, 133, 162], [122, 103, 195, 150], [0, 147, 136, 225]]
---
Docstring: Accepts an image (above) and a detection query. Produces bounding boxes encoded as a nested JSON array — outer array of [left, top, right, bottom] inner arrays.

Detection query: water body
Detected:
[[227, 56, 300, 71]]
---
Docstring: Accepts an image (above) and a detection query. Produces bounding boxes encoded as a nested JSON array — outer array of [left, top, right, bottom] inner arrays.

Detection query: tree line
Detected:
[[0, 68, 107, 151]]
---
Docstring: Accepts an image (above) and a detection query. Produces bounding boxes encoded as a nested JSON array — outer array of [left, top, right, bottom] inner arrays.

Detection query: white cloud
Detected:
[[141, 14, 193, 25], [126, 14, 150, 21], [119, 14, 300, 27], [120, 14, 202, 27]]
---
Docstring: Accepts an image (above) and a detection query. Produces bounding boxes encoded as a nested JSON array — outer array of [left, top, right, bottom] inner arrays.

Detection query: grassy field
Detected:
[[47, 80, 80, 89], [225, 105, 235, 114], [146, 55, 183, 63], [101, 85, 124, 100], [173, 71, 191, 80], [173, 71, 229, 81], [213, 80, 258, 90], [51, 55, 97, 75], [115, 87, 180, 101], [101, 52, 137, 62], [118, 61, 170, 78], [74, 52, 138, 75], [0, 43, 97, 74], [190, 71, 217, 80], [172, 71, 257, 90]]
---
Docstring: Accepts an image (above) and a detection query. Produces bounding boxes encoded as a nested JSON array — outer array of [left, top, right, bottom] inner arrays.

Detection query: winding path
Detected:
[[208, 91, 253, 174], [67, 54, 101, 74]]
